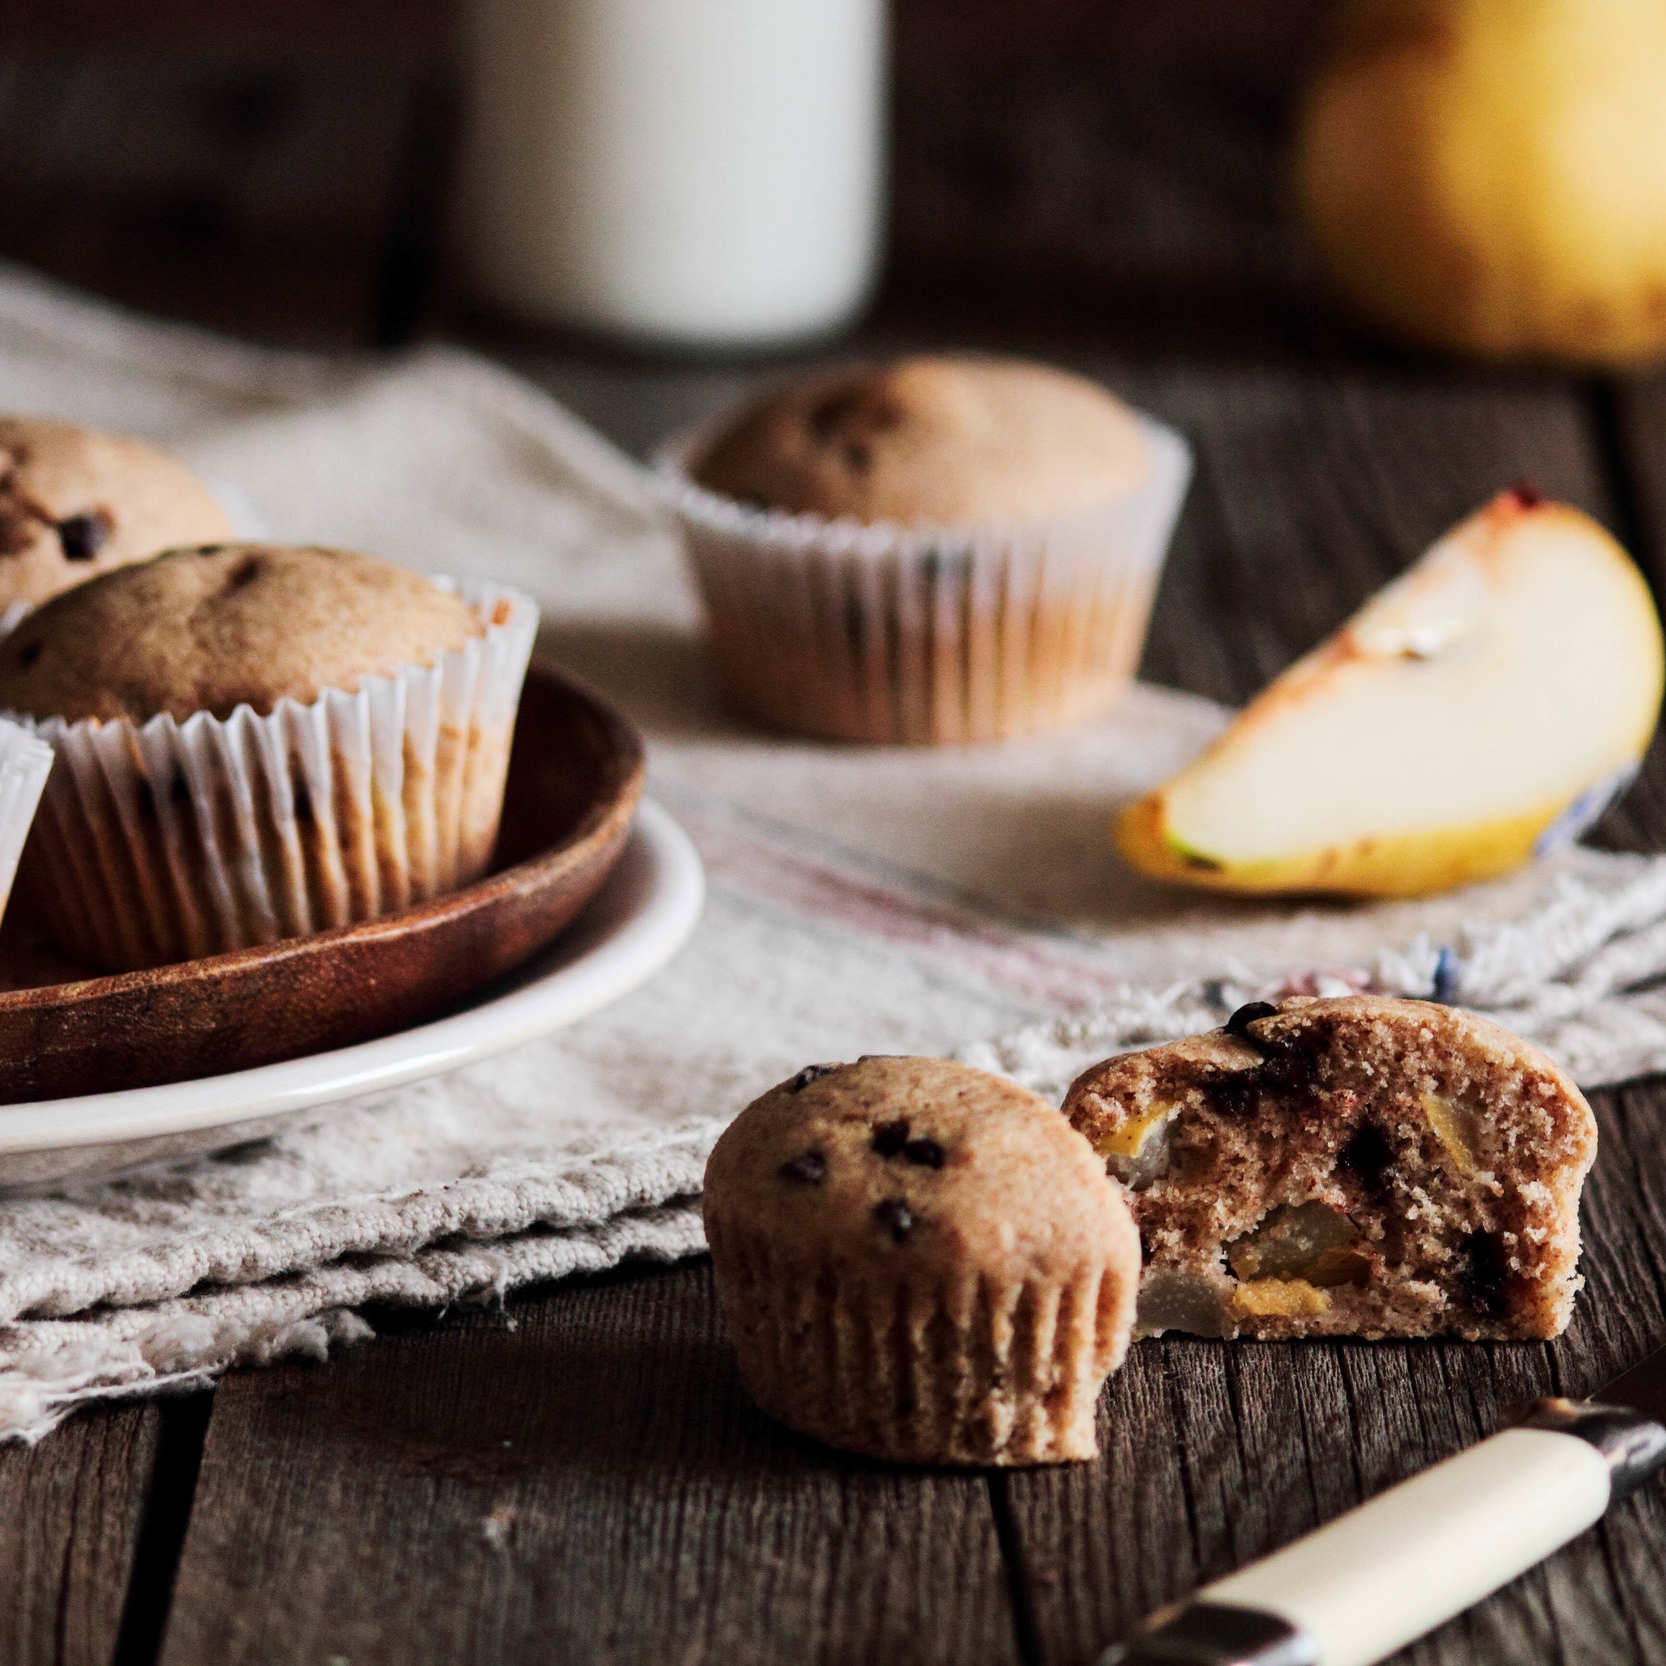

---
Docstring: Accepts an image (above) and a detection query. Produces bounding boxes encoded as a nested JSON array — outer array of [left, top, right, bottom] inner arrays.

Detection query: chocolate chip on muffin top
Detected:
[[690, 354, 1152, 527], [0, 543, 483, 724], [712, 1053, 1134, 1283], [0, 417, 233, 610]]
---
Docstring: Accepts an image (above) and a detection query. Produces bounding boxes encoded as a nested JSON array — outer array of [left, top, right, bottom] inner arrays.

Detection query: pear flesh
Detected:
[[1120, 491, 1664, 897], [1296, 0, 1666, 365]]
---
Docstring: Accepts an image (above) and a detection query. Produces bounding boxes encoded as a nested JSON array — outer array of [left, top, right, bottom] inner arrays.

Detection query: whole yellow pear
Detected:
[[1295, 0, 1666, 364]]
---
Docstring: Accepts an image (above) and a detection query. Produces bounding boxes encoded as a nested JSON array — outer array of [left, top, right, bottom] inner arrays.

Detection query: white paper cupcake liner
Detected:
[[0, 717, 52, 934], [12, 580, 538, 972], [656, 414, 1191, 744]]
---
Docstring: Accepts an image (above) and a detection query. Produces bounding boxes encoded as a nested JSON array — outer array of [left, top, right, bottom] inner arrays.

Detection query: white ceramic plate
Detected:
[[0, 799, 704, 1190]]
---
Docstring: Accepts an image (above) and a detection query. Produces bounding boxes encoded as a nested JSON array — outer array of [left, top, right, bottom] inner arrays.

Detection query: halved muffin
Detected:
[[1063, 996, 1597, 1340]]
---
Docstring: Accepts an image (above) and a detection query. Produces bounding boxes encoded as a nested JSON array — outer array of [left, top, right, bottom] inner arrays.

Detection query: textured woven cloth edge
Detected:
[[10, 849, 1666, 1441]]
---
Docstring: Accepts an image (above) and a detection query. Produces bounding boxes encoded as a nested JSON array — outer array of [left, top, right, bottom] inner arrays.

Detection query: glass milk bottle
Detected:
[[455, 0, 886, 350]]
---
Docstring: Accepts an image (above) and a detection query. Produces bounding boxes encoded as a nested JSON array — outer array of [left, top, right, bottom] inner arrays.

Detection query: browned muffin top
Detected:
[[690, 355, 1152, 526], [0, 416, 233, 610], [704, 1054, 1139, 1286], [0, 543, 483, 724]]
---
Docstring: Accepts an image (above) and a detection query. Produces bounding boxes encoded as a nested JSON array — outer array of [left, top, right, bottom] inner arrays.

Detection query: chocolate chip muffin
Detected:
[[0, 545, 536, 971], [1063, 997, 1597, 1342], [704, 1055, 1142, 1466], [662, 354, 1191, 744], [0, 417, 232, 612]]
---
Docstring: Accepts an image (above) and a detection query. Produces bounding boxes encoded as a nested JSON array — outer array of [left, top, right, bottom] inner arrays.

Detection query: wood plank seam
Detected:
[[1588, 380, 1654, 576], [110, 1392, 214, 1666], [986, 1472, 1048, 1666]]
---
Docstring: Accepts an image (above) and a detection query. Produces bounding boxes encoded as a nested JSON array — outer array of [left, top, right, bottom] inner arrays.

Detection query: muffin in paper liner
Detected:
[[11, 580, 537, 972], [703, 1057, 1142, 1466], [656, 416, 1191, 745], [0, 717, 52, 933]]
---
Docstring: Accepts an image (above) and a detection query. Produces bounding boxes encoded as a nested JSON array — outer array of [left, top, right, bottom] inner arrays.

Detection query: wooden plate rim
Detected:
[[0, 663, 647, 1016]]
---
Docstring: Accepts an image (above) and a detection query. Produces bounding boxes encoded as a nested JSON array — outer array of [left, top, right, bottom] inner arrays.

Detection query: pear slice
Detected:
[[1119, 489, 1664, 896]]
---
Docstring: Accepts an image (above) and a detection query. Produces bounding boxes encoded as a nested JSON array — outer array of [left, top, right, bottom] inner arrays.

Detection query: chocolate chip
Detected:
[[15, 640, 41, 670], [874, 1198, 915, 1241], [809, 388, 863, 439], [842, 441, 873, 473], [871, 1119, 910, 1157], [225, 552, 265, 591], [778, 1151, 826, 1184], [902, 1138, 944, 1168], [1257, 1044, 1318, 1095], [57, 509, 112, 562], [1201, 1071, 1261, 1118], [785, 1063, 839, 1093], [1337, 1123, 1396, 1201], [1459, 1230, 1511, 1319], [1224, 1002, 1279, 1045]]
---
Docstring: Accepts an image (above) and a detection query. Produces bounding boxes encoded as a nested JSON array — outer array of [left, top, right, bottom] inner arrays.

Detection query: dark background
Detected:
[[0, 0, 1334, 355]]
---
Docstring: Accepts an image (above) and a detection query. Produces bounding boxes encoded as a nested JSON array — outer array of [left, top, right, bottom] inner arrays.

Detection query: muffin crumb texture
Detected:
[[0, 416, 232, 609], [704, 1055, 1141, 1467], [1063, 996, 1597, 1341], [692, 354, 1151, 526], [0, 543, 483, 723]]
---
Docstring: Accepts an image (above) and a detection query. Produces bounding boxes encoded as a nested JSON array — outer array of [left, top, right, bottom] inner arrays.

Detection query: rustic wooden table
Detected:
[[3, 25, 1666, 1666]]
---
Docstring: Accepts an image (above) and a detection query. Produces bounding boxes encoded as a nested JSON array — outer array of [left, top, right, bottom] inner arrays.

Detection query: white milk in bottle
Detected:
[[456, 0, 886, 349]]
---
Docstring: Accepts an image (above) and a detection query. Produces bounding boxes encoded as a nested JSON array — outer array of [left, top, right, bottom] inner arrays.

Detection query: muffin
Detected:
[[0, 544, 537, 971], [704, 1055, 1142, 1465], [660, 354, 1192, 744], [1062, 997, 1598, 1341], [0, 416, 233, 614]]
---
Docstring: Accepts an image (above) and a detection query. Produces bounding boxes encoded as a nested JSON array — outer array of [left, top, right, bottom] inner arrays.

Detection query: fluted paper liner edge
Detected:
[[708, 1215, 1132, 1466], [656, 415, 1192, 744]]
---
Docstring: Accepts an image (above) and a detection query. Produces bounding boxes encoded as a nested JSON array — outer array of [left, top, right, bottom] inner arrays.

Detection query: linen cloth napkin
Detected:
[[4, 268, 1666, 1441]]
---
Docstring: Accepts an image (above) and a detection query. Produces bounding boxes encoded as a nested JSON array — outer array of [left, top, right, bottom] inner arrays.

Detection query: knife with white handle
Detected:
[[1101, 1344, 1666, 1666]]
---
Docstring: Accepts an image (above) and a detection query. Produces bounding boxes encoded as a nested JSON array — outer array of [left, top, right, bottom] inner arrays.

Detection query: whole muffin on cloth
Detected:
[[661, 353, 1191, 745], [1063, 996, 1598, 1342], [0, 544, 537, 971], [0, 416, 232, 612], [704, 1055, 1142, 1466]]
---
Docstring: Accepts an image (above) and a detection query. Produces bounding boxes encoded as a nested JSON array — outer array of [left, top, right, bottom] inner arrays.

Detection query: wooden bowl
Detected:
[[0, 665, 645, 1104]]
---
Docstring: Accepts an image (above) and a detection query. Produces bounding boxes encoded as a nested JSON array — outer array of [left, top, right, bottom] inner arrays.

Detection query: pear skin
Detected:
[[1296, 0, 1666, 365]]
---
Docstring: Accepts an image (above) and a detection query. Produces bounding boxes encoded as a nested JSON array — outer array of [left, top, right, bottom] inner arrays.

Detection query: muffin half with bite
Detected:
[[1063, 996, 1597, 1341], [660, 354, 1191, 744], [0, 416, 233, 615], [0, 543, 537, 971]]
